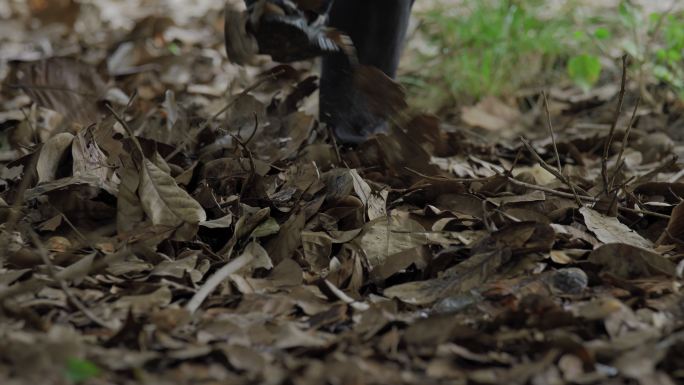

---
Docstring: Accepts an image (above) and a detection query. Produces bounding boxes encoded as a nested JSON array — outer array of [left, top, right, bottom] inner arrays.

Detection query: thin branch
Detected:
[[609, 98, 641, 190], [540, 91, 583, 207], [520, 137, 583, 206], [186, 251, 255, 315], [542, 91, 563, 173], [501, 173, 670, 219], [601, 55, 629, 194]]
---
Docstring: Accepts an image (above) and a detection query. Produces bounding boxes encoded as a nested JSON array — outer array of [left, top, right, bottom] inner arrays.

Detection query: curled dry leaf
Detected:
[[350, 169, 387, 220], [36, 133, 74, 183], [72, 128, 110, 182], [657, 200, 684, 248]]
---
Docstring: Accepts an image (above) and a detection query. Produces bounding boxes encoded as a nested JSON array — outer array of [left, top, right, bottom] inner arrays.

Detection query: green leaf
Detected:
[[594, 27, 610, 40], [618, 1, 638, 28], [653, 65, 674, 82], [568, 54, 602, 92], [668, 49, 682, 62], [65, 358, 101, 383], [622, 40, 640, 59], [168, 42, 180, 55]]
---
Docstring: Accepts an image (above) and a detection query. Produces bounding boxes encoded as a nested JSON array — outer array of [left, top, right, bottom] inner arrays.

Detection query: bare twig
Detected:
[[632, 155, 678, 187], [105, 104, 145, 157], [601, 55, 629, 194], [327, 123, 343, 165], [186, 251, 255, 315], [520, 137, 584, 207], [539, 91, 583, 207], [500, 173, 670, 219], [403, 167, 488, 182], [609, 98, 641, 190], [231, 132, 257, 205], [542, 91, 562, 173]]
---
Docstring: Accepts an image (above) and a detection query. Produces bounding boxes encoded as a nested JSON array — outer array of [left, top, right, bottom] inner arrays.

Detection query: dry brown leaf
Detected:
[[265, 211, 306, 264], [580, 207, 653, 249], [10, 58, 106, 125], [72, 128, 110, 181], [357, 214, 429, 278], [139, 156, 206, 241], [117, 166, 144, 235], [588, 243, 677, 278], [28, 0, 80, 27], [301, 231, 333, 271], [657, 200, 684, 248], [461, 96, 521, 132], [115, 286, 173, 316], [36, 132, 74, 183]]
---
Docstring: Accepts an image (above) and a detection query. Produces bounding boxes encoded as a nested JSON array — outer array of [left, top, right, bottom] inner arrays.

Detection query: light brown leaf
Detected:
[[139, 156, 206, 241], [588, 243, 677, 278], [581, 207, 653, 249], [36, 132, 74, 183], [11, 58, 106, 125]]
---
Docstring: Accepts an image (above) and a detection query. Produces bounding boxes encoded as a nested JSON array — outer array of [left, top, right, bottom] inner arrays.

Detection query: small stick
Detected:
[[542, 91, 563, 173], [520, 137, 584, 206], [501, 173, 669, 219], [185, 251, 255, 315], [609, 98, 641, 189], [540, 91, 583, 207], [601, 55, 628, 194]]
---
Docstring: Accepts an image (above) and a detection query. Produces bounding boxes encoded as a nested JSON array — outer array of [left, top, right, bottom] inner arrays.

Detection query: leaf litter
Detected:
[[1, 1, 684, 384]]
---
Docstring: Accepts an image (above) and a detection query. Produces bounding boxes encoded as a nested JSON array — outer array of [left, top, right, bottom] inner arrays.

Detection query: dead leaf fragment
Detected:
[[589, 243, 677, 278], [10, 58, 106, 125], [581, 207, 653, 249], [139, 157, 206, 240]]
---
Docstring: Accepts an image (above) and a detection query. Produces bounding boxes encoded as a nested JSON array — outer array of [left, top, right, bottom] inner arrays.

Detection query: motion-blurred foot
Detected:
[[246, 0, 340, 62]]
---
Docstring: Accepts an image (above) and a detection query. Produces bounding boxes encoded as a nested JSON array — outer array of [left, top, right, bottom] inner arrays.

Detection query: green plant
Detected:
[[571, 1, 684, 100], [565, 26, 612, 92], [652, 12, 684, 98], [404, 0, 577, 109], [406, 0, 684, 111], [65, 358, 101, 384], [567, 54, 602, 92]]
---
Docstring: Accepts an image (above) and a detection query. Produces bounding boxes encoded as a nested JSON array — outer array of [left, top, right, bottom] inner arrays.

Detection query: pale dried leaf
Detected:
[[580, 207, 653, 249]]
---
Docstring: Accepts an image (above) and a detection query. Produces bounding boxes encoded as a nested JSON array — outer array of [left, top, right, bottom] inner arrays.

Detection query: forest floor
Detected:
[[1, 1, 683, 384]]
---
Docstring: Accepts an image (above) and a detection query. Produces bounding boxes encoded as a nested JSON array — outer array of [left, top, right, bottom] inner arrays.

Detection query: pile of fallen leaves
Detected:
[[1, 1, 684, 384]]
